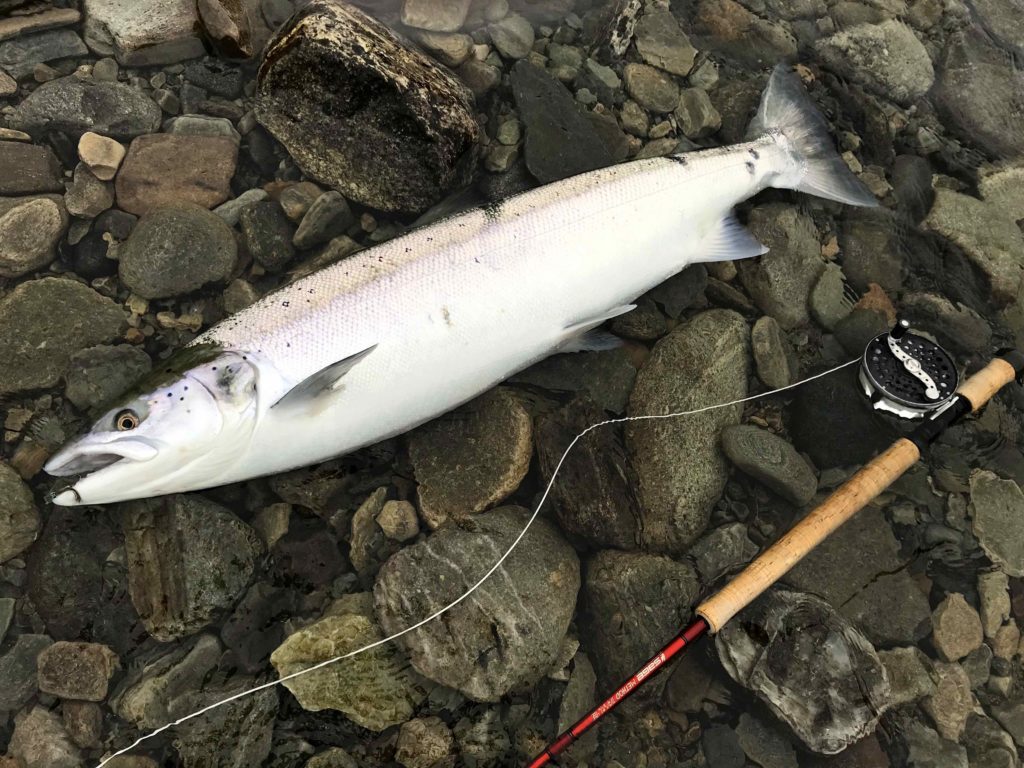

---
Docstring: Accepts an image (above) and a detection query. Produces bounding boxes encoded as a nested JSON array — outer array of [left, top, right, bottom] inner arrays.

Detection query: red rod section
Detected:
[[526, 617, 710, 768]]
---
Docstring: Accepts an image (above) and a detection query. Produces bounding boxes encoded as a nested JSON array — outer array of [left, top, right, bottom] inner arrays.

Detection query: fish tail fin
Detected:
[[750, 65, 878, 207]]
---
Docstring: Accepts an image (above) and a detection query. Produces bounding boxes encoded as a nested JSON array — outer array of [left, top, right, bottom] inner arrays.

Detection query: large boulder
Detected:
[[255, 0, 478, 214]]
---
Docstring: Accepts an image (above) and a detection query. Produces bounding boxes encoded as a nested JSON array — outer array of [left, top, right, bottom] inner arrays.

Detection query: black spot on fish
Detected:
[[746, 161, 756, 174], [282, 301, 290, 307], [668, 155, 689, 166], [482, 201, 502, 221], [749, 148, 760, 159]]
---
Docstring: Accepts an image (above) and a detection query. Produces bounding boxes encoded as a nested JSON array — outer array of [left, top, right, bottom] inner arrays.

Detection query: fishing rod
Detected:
[[528, 319, 1024, 768]]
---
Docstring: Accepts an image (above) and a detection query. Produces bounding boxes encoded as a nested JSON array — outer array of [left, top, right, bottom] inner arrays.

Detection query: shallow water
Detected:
[[1, 1, 1023, 768]]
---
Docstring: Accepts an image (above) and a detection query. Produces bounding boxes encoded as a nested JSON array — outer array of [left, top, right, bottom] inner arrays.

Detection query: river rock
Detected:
[[970, 471, 1024, 577], [690, 522, 758, 584], [510, 60, 614, 183], [78, 132, 126, 180], [0, 195, 67, 278], [0, 28, 87, 79], [922, 661, 973, 741], [900, 292, 992, 354], [256, 0, 478, 214], [196, 0, 258, 59], [932, 593, 984, 662], [583, 550, 698, 697], [750, 315, 795, 389], [9, 706, 82, 768], [534, 397, 641, 550], [293, 191, 354, 249], [374, 506, 579, 701], [37, 641, 120, 700], [934, 30, 1024, 160], [408, 388, 532, 528], [0, 141, 62, 195], [694, 0, 798, 67], [395, 717, 455, 768], [626, 310, 749, 553], [65, 162, 114, 219], [721, 424, 817, 505], [0, 634, 52, 710], [8, 76, 162, 139], [922, 189, 1024, 307], [119, 204, 237, 299], [735, 712, 799, 768], [635, 3, 696, 76], [841, 569, 932, 645], [739, 203, 824, 329], [623, 62, 679, 114], [64, 344, 153, 412], [240, 200, 296, 272], [0, 278, 125, 395], [488, 14, 533, 59], [717, 588, 891, 754], [513, 347, 636, 414], [83, 0, 205, 65], [115, 134, 238, 215], [815, 21, 933, 106], [122, 494, 263, 641], [879, 646, 935, 705], [271, 596, 428, 730], [402, 0, 472, 31], [901, 720, 969, 768]]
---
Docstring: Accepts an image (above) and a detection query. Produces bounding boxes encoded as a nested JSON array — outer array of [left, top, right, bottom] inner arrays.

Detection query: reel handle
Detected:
[[697, 351, 1024, 634]]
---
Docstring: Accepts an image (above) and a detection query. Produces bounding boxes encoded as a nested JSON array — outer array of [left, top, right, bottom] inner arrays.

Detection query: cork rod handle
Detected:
[[696, 356, 1019, 633]]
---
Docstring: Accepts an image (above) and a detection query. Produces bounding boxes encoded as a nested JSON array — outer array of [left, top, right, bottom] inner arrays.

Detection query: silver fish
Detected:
[[46, 66, 875, 505]]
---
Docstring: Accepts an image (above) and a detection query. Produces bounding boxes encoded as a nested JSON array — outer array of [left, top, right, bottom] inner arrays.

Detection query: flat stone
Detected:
[[64, 344, 152, 411], [751, 315, 795, 388], [78, 132, 126, 181], [922, 661, 973, 741], [0, 461, 40, 564], [8, 76, 162, 139], [879, 646, 935, 706], [376, 500, 419, 543], [213, 188, 267, 226], [0, 141, 62, 195], [62, 700, 103, 749], [922, 189, 1024, 307], [0, 195, 68, 277], [841, 570, 932, 645], [115, 134, 238, 215], [901, 721, 968, 768], [623, 62, 679, 113], [0, 67, 15, 95], [690, 522, 758, 583], [409, 388, 532, 528], [721, 424, 817, 506], [635, 4, 696, 76], [401, 0, 472, 31], [375, 506, 579, 701], [694, 0, 798, 67], [196, 0, 258, 59], [735, 712, 798, 768], [83, 0, 205, 65], [256, 1, 478, 213], [815, 21, 934, 105], [933, 593, 984, 662], [0, 7, 81, 42], [489, 13, 533, 58], [0, 28, 87, 79], [293, 191, 355, 249], [9, 706, 82, 768], [0, 634, 53, 710], [0, 278, 125, 395], [122, 494, 263, 641], [980, 162, 1024, 222], [510, 60, 613, 183], [971, 471, 1024, 577], [675, 87, 721, 139], [978, 569, 1011, 638], [626, 310, 749, 553], [119, 203, 236, 299], [165, 114, 241, 144], [37, 641, 120, 701]]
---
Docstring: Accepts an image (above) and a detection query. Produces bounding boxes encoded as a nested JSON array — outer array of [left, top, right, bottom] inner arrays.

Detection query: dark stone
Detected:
[[534, 397, 641, 550], [702, 725, 745, 768], [0, 141, 63, 195], [0, 634, 53, 710], [184, 58, 245, 98], [0, 28, 87, 79], [69, 230, 118, 279], [891, 154, 935, 224], [834, 307, 890, 356], [510, 60, 614, 184], [221, 582, 297, 673], [839, 206, 904, 294], [271, 516, 348, 591], [240, 201, 296, 272], [64, 344, 153, 412], [255, 0, 478, 214]]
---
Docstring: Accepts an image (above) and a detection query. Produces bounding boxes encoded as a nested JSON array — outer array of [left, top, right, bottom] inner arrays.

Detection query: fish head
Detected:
[[45, 344, 261, 505]]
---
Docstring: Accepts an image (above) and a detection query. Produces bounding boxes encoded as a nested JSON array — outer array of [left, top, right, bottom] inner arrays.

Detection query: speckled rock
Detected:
[[64, 344, 153, 411], [401, 0, 471, 31], [83, 0, 205, 65], [932, 593, 984, 662], [583, 550, 698, 698], [65, 162, 114, 218], [408, 388, 532, 528], [37, 641, 120, 701], [923, 661, 973, 741], [9, 706, 82, 768], [0, 28, 87, 79], [751, 315, 795, 388], [623, 62, 679, 113], [690, 522, 758, 584], [115, 134, 238, 215], [675, 88, 721, 139], [256, 0, 478, 214], [375, 506, 579, 701], [122, 494, 264, 641], [879, 646, 935, 705], [0, 195, 68, 278], [0, 634, 52, 710], [635, 3, 696, 76], [119, 204, 237, 299], [395, 717, 455, 768], [0, 141, 63, 195], [717, 588, 891, 754], [721, 424, 817, 505], [0, 278, 125, 395], [271, 597, 428, 730], [815, 21, 934, 105], [735, 712, 799, 768], [8, 77, 162, 139], [240, 200, 296, 272], [626, 310, 749, 553], [512, 347, 636, 414]]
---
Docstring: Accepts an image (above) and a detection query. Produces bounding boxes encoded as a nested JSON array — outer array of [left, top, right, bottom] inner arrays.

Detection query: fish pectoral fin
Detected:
[[558, 304, 635, 353], [271, 344, 377, 409], [694, 212, 768, 262]]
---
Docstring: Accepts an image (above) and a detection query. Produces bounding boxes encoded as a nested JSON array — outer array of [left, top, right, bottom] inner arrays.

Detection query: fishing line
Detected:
[[95, 357, 858, 768]]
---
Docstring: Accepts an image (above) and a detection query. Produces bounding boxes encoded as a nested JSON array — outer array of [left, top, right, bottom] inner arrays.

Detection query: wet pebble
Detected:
[[62, 700, 103, 749], [634, 4, 697, 76], [402, 0, 472, 31], [77, 132, 126, 181], [690, 522, 758, 584], [119, 203, 237, 298], [240, 200, 296, 272], [293, 191, 355, 250], [376, 500, 420, 542], [721, 424, 817, 505], [115, 134, 238, 215], [922, 661, 973, 741], [37, 641, 120, 701], [374, 506, 579, 701], [489, 14, 534, 59], [0, 195, 68, 278], [408, 388, 532, 528], [213, 188, 268, 227], [165, 114, 241, 144], [932, 593, 984, 662], [8, 77, 162, 139], [414, 30, 473, 67]]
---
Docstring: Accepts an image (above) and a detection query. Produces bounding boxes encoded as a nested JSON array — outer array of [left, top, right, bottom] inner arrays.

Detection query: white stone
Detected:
[[83, 0, 205, 66]]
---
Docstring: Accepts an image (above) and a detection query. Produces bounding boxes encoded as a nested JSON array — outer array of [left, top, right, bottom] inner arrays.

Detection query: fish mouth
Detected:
[[44, 438, 158, 477]]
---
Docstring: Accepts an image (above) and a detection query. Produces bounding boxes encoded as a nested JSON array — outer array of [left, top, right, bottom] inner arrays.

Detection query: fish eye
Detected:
[[115, 409, 140, 431]]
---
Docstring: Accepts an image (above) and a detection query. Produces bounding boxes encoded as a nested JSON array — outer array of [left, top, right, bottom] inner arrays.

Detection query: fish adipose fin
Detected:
[[559, 304, 635, 352], [694, 212, 769, 263], [272, 344, 377, 409], [751, 65, 878, 207]]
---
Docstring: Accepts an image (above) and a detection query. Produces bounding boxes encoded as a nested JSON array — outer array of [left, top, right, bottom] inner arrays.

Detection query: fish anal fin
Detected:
[[695, 212, 768, 263], [272, 345, 377, 409], [558, 304, 634, 353]]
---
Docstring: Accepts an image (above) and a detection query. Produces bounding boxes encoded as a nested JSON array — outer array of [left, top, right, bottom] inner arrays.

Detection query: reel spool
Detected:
[[859, 319, 959, 419]]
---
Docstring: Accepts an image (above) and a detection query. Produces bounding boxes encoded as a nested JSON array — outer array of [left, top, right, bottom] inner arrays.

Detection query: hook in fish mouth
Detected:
[[46, 481, 81, 505]]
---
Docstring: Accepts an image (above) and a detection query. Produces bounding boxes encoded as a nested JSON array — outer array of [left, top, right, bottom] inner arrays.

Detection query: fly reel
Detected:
[[859, 319, 959, 419]]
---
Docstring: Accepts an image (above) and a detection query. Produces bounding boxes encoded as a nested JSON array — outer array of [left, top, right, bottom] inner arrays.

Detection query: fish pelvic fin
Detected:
[[750, 65, 878, 208], [692, 212, 769, 263]]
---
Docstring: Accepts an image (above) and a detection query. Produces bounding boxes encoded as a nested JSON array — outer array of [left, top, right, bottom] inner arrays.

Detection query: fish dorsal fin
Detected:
[[272, 345, 377, 409], [694, 212, 768, 263]]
